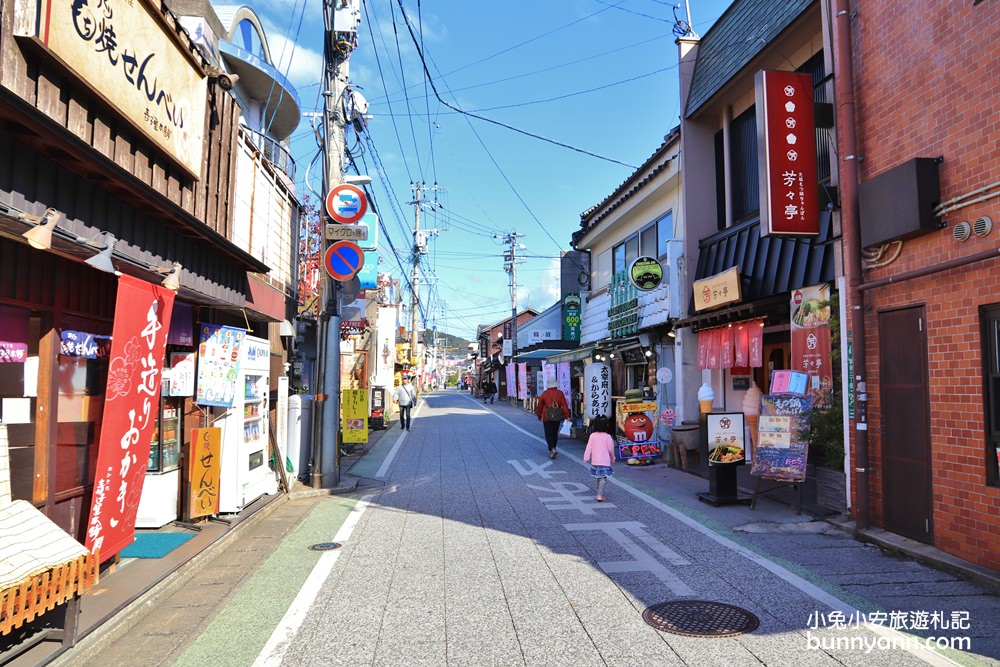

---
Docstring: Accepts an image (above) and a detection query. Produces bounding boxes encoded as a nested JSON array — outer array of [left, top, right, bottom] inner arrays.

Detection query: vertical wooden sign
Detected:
[[188, 427, 222, 519]]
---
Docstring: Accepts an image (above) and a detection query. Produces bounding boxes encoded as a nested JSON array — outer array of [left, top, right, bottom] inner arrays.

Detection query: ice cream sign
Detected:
[[755, 70, 819, 236]]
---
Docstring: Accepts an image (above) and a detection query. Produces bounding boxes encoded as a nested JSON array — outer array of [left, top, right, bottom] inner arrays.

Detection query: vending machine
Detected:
[[218, 335, 277, 512]]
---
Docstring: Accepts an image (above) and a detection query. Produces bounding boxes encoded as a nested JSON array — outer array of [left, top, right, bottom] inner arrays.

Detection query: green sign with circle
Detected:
[[628, 256, 663, 291]]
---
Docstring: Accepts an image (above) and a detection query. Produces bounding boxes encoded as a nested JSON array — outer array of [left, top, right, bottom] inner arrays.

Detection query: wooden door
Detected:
[[879, 307, 933, 544]]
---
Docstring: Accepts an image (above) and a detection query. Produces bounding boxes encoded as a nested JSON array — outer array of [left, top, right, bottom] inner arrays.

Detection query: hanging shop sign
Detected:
[[324, 240, 365, 281], [59, 330, 112, 359], [562, 293, 581, 341], [608, 271, 640, 338], [693, 266, 742, 312], [628, 257, 664, 291], [755, 70, 819, 236], [15, 0, 208, 176], [325, 184, 368, 224], [85, 275, 175, 559]]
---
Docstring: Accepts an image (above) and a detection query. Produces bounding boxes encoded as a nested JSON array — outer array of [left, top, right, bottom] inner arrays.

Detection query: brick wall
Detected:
[[848, 0, 1000, 570]]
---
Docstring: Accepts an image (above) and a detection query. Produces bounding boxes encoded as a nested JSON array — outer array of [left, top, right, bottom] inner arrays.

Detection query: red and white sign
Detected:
[[325, 183, 368, 224], [756, 70, 819, 236], [85, 275, 175, 559]]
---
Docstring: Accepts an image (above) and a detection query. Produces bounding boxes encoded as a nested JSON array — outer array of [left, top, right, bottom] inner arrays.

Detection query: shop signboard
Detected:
[[85, 275, 175, 559], [750, 394, 813, 482], [616, 401, 661, 459], [755, 70, 819, 236], [195, 325, 245, 408], [693, 267, 742, 312], [188, 427, 222, 519], [584, 362, 611, 418], [562, 293, 581, 341], [342, 389, 369, 444], [707, 412, 747, 465]]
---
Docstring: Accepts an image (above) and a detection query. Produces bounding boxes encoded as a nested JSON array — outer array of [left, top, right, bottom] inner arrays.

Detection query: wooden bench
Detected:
[[0, 500, 100, 660]]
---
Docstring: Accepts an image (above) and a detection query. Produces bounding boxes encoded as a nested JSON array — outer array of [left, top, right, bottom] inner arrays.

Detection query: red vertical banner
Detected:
[[749, 320, 764, 367], [790, 284, 833, 403], [706, 328, 722, 369], [85, 275, 175, 559]]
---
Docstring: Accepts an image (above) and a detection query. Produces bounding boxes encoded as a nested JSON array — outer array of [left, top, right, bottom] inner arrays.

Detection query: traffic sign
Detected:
[[325, 224, 368, 241], [325, 184, 367, 224], [324, 241, 365, 281]]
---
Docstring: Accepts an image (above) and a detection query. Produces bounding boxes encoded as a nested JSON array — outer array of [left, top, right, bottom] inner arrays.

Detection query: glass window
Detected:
[[0, 306, 39, 502], [640, 224, 657, 258], [625, 235, 639, 267], [612, 242, 626, 276], [594, 249, 612, 290], [657, 211, 674, 258]]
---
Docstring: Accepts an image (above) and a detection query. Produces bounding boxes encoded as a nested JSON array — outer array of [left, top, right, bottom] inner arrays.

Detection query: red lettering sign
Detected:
[[85, 275, 174, 559]]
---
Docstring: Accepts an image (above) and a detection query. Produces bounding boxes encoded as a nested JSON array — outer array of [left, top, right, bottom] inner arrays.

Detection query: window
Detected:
[[656, 212, 673, 258], [612, 234, 641, 275], [982, 305, 1000, 486], [594, 249, 611, 290]]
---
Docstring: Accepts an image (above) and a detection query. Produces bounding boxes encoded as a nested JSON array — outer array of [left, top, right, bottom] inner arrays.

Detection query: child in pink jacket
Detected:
[[583, 416, 616, 501]]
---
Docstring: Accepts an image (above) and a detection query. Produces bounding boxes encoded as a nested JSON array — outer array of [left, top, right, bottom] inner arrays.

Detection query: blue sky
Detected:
[[256, 0, 732, 342]]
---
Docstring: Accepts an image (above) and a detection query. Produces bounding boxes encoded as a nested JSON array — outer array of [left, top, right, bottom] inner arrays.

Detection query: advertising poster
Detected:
[[85, 275, 175, 558], [195, 324, 245, 407], [707, 412, 747, 465], [188, 427, 222, 519], [584, 362, 611, 418], [790, 284, 833, 402], [751, 394, 813, 481], [342, 389, 369, 444], [168, 351, 196, 397], [616, 400, 660, 459]]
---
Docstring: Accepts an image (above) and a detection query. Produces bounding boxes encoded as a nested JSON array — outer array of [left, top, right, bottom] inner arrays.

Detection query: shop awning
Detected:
[[544, 345, 596, 363], [513, 348, 570, 361]]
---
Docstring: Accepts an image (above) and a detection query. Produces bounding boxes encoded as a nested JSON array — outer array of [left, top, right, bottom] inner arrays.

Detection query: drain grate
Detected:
[[308, 542, 342, 551], [642, 600, 760, 638]]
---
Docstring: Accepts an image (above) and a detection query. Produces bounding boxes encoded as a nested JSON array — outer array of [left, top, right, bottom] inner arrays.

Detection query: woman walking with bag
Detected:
[[535, 378, 570, 459]]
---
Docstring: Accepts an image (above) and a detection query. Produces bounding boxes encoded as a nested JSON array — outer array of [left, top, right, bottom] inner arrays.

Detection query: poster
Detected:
[[707, 412, 747, 465], [790, 284, 833, 402], [342, 389, 369, 444], [195, 324, 245, 407], [188, 427, 221, 519], [85, 275, 175, 558], [616, 400, 660, 459], [169, 351, 196, 397], [750, 394, 812, 481]]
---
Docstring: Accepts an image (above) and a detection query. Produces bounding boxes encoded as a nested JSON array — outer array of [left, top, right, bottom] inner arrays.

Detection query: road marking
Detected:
[[527, 481, 616, 515], [253, 494, 375, 667], [508, 459, 565, 478]]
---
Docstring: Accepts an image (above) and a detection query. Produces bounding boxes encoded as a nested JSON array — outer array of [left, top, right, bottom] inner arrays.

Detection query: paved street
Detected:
[[67, 390, 1000, 667]]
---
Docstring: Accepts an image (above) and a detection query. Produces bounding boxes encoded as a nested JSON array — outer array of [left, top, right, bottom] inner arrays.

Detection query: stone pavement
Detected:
[[57, 389, 1000, 667]]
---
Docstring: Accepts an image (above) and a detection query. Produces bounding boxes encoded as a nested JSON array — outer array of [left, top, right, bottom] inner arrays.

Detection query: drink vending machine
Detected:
[[218, 335, 277, 512]]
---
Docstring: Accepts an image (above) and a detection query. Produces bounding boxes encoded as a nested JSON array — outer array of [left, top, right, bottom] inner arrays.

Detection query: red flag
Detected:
[[85, 275, 175, 559]]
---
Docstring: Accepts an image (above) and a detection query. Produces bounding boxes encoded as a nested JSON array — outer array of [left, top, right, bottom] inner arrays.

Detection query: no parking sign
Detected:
[[324, 241, 365, 281]]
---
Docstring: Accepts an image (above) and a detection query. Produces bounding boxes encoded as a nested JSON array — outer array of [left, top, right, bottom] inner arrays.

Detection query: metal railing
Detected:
[[243, 127, 296, 182]]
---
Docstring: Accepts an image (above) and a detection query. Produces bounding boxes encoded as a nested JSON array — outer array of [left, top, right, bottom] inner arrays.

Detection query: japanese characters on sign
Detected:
[[608, 271, 640, 338], [616, 401, 661, 460], [755, 70, 819, 236], [342, 389, 369, 444], [790, 283, 834, 403], [585, 362, 611, 419], [693, 266, 743, 313], [562, 293, 582, 341], [195, 324, 245, 408], [751, 394, 813, 482], [85, 275, 175, 559], [706, 412, 747, 465], [188, 427, 221, 519]]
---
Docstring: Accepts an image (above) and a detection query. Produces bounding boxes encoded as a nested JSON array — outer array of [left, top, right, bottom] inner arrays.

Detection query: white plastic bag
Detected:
[[558, 420, 572, 437]]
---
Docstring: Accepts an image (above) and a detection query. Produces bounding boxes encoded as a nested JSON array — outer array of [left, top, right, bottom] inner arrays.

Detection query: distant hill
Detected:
[[424, 330, 471, 355]]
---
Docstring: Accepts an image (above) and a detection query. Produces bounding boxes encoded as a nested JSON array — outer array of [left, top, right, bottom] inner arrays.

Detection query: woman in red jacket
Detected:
[[535, 378, 570, 459]]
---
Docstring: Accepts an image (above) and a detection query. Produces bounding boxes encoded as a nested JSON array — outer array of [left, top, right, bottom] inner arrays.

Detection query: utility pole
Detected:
[[313, 0, 360, 488], [409, 182, 422, 376], [500, 231, 525, 368]]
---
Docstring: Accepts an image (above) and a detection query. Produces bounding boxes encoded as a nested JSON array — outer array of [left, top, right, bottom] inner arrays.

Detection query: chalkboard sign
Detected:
[[750, 394, 812, 482]]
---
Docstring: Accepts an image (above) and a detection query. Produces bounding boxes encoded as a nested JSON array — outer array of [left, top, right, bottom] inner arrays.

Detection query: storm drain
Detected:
[[642, 600, 760, 638], [308, 542, 342, 551]]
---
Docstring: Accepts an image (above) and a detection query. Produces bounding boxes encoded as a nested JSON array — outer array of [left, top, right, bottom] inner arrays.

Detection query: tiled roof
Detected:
[[685, 0, 814, 117]]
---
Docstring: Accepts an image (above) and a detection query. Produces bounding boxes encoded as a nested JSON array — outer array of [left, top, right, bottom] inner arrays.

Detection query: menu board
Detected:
[[707, 412, 747, 465], [750, 394, 812, 481]]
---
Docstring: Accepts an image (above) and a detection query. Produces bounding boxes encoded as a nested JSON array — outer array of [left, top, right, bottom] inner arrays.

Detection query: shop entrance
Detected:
[[757, 341, 789, 394], [878, 306, 933, 544]]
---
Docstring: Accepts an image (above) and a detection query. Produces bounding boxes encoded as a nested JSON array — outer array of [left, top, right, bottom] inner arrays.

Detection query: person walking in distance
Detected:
[[583, 415, 616, 502], [535, 378, 570, 459], [393, 376, 416, 431], [486, 379, 498, 405]]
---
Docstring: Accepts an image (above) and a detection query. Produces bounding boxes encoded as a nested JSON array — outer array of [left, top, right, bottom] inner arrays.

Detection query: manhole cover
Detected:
[[308, 542, 342, 551], [642, 600, 760, 638]]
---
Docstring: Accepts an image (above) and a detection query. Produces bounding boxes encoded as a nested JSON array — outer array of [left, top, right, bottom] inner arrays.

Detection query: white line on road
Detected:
[[375, 400, 425, 478], [253, 494, 376, 667]]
